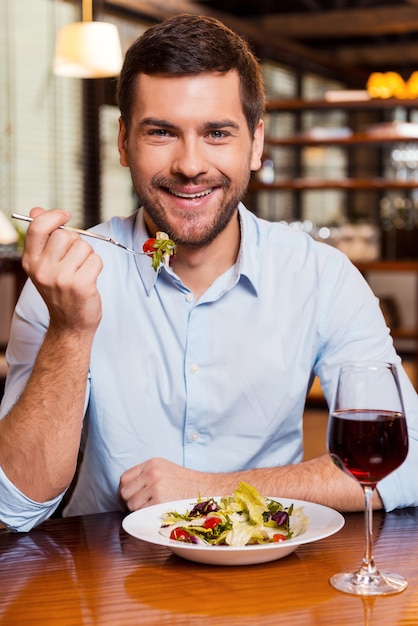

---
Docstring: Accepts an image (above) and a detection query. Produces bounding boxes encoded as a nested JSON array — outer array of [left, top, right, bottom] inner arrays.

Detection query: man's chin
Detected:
[[142, 195, 240, 247]]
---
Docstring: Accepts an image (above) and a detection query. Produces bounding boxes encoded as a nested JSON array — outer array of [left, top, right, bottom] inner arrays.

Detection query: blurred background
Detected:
[[2, 0, 418, 411]]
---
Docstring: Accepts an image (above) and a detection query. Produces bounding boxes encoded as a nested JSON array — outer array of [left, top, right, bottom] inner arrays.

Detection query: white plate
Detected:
[[122, 497, 345, 566]]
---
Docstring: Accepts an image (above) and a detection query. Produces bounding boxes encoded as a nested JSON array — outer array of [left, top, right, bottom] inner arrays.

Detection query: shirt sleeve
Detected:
[[0, 279, 88, 531], [378, 364, 418, 511], [315, 253, 418, 511]]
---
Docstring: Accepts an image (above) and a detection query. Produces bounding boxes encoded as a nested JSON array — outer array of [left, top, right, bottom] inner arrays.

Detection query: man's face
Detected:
[[118, 70, 263, 247]]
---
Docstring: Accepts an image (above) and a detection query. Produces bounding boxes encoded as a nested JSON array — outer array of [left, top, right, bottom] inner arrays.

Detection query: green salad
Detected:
[[159, 482, 309, 547]]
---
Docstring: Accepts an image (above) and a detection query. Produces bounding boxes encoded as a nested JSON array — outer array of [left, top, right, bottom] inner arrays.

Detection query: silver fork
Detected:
[[12, 213, 146, 256]]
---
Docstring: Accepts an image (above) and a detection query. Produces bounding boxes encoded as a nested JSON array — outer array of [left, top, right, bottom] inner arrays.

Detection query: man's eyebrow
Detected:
[[137, 117, 240, 131], [138, 117, 178, 130], [203, 120, 240, 131]]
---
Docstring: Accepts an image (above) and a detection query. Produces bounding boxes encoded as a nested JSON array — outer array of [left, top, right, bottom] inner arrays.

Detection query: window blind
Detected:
[[0, 0, 83, 227]]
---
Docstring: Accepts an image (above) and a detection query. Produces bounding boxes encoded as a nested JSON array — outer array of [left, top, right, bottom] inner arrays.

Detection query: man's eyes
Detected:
[[148, 128, 172, 137], [208, 129, 229, 139], [147, 128, 230, 139]]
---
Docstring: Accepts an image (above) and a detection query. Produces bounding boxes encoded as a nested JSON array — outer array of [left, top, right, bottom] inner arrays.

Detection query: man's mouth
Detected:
[[168, 188, 214, 200]]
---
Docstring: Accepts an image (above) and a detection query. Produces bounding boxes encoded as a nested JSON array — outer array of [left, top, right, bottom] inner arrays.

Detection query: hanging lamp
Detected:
[[53, 0, 123, 78]]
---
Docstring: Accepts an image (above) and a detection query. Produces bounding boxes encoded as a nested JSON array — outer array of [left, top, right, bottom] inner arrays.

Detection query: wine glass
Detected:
[[327, 362, 409, 595]]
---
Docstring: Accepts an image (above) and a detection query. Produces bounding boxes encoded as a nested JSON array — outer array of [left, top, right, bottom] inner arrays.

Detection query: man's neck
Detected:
[[143, 212, 240, 300], [173, 217, 240, 300]]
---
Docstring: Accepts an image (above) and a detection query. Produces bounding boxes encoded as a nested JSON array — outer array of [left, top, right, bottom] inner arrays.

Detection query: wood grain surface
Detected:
[[1, 507, 417, 625]]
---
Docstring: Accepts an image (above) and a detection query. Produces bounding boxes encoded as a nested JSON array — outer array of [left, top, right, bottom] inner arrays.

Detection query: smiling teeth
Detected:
[[170, 188, 213, 199]]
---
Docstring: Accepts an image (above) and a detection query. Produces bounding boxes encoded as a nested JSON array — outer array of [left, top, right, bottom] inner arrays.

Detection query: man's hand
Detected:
[[21, 207, 103, 333], [119, 458, 225, 512]]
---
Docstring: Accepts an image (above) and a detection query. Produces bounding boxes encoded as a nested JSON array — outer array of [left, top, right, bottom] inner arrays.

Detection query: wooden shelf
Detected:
[[266, 97, 418, 112], [265, 132, 418, 147], [355, 260, 418, 272], [249, 178, 418, 191], [391, 328, 418, 340]]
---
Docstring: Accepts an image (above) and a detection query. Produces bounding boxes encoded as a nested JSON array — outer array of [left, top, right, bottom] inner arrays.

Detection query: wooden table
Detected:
[[1, 508, 417, 625]]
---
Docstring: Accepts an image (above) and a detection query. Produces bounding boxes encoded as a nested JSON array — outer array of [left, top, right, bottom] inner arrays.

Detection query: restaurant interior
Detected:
[[1, 2, 418, 623], [2, 0, 418, 454]]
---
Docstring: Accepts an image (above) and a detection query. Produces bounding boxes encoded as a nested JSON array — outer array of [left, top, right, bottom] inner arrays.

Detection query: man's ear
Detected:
[[118, 117, 129, 167], [250, 119, 265, 172]]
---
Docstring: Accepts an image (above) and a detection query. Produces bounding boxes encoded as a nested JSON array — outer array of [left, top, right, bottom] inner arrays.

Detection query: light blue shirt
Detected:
[[1, 205, 418, 531]]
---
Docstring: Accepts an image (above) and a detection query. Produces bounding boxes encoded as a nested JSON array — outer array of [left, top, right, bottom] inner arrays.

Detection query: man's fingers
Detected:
[[24, 208, 73, 258]]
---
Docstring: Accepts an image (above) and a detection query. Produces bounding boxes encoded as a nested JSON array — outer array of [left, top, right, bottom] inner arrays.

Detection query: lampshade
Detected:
[[53, 21, 123, 78]]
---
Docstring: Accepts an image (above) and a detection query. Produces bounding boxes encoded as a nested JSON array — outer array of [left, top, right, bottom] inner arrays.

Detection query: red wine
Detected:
[[328, 409, 408, 487]]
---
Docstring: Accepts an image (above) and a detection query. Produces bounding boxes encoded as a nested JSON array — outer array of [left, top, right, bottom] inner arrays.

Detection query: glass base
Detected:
[[330, 570, 408, 596]]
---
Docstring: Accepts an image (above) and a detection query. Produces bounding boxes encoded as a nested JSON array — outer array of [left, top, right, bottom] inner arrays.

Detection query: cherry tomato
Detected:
[[143, 238, 157, 255], [272, 533, 287, 542], [202, 516, 222, 530], [170, 527, 192, 542]]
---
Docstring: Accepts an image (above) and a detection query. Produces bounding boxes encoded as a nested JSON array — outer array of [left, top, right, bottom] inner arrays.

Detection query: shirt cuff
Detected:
[[378, 452, 418, 511], [0, 466, 63, 532]]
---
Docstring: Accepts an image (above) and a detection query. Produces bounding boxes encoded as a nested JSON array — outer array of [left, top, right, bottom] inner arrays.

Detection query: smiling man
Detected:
[[118, 69, 263, 298], [1, 15, 418, 531]]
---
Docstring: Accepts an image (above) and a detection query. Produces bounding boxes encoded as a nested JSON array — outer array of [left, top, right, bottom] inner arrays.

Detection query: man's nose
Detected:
[[171, 138, 209, 179]]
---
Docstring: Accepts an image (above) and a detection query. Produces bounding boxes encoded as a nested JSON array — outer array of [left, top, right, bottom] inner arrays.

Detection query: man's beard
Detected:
[[130, 171, 251, 247]]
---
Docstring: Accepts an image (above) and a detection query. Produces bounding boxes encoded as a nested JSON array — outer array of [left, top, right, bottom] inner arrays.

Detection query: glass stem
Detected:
[[361, 485, 378, 576]]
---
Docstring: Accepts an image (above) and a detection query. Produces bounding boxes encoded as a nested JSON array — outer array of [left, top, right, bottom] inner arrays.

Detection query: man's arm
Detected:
[[119, 454, 382, 513], [0, 208, 102, 503]]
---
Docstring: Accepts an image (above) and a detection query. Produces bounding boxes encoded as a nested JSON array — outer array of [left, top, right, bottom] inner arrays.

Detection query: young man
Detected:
[[1, 15, 417, 531]]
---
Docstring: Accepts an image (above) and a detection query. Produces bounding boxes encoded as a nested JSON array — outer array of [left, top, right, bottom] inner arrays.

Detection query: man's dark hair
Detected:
[[117, 14, 265, 136]]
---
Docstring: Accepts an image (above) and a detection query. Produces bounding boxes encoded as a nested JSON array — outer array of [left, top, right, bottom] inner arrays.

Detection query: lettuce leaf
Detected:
[[231, 482, 267, 526]]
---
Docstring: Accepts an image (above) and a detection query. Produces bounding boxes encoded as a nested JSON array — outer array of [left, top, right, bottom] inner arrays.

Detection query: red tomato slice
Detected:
[[143, 238, 157, 255], [170, 527, 192, 542], [202, 516, 222, 529], [272, 533, 287, 542]]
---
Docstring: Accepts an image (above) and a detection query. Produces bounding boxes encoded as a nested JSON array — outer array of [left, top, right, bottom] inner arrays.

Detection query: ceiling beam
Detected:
[[106, 0, 369, 85], [335, 41, 418, 69], [260, 5, 418, 39], [107, 0, 202, 20]]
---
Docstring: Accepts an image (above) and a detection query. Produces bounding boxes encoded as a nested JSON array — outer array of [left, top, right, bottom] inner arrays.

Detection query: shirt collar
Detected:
[[134, 203, 260, 297], [234, 203, 260, 297]]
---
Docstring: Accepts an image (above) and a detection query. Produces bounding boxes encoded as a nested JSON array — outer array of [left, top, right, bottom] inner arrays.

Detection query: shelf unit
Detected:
[[246, 97, 418, 245], [247, 99, 418, 386]]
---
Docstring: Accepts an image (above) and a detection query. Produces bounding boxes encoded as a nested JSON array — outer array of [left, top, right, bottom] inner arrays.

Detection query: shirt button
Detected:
[[190, 363, 200, 374], [185, 293, 193, 302], [191, 432, 199, 441]]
